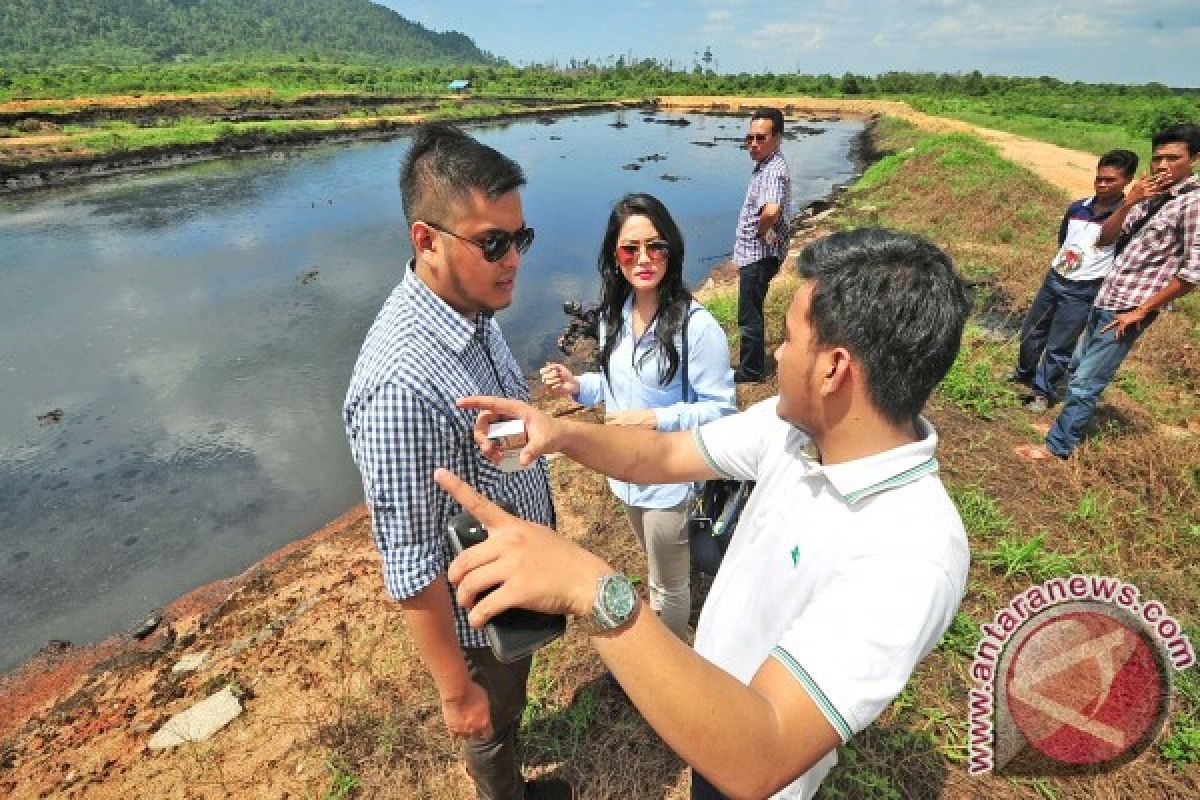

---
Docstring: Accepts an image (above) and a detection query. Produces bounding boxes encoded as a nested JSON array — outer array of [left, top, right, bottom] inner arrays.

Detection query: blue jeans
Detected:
[[1044, 307, 1157, 457], [737, 256, 780, 379], [1015, 270, 1103, 402]]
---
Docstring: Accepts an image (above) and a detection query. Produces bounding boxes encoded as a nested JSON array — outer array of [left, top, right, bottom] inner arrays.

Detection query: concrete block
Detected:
[[147, 687, 243, 750]]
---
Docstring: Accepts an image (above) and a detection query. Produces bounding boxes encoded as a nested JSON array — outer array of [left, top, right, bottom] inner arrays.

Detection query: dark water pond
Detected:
[[0, 110, 864, 671]]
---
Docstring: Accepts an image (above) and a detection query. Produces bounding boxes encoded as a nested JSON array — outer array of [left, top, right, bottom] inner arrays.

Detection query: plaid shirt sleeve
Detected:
[[349, 381, 456, 601], [760, 161, 788, 208], [1181, 196, 1200, 285]]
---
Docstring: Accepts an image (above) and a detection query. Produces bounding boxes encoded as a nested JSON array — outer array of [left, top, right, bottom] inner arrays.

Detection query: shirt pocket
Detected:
[[1139, 210, 1179, 247]]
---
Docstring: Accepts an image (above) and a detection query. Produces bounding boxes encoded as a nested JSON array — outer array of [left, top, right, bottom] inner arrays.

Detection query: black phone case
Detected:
[[446, 513, 567, 663]]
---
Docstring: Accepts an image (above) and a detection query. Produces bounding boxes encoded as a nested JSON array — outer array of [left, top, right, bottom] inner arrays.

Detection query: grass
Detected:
[[937, 610, 982, 659], [977, 532, 1081, 580], [321, 756, 359, 800], [1160, 665, 1200, 771], [937, 327, 1020, 420], [821, 117, 1199, 798], [940, 110, 1151, 164], [947, 484, 1013, 540], [700, 291, 738, 334]]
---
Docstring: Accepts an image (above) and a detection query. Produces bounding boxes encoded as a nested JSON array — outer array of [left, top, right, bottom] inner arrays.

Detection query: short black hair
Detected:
[[399, 122, 526, 224], [1098, 149, 1139, 178], [797, 228, 971, 425], [751, 107, 785, 136], [1151, 123, 1200, 157]]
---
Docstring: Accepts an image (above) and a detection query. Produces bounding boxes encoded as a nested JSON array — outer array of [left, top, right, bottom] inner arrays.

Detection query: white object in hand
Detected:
[[487, 419, 530, 473]]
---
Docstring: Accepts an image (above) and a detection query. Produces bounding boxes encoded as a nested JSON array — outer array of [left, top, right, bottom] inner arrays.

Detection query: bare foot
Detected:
[[1014, 443, 1058, 462]]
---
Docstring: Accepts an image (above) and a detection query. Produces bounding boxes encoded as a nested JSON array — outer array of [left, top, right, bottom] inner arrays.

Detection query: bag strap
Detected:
[[680, 304, 696, 403], [1114, 184, 1195, 257]]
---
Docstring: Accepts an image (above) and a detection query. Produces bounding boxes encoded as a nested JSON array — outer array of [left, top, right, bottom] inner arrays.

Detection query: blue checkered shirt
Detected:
[[343, 263, 556, 648], [733, 150, 792, 267]]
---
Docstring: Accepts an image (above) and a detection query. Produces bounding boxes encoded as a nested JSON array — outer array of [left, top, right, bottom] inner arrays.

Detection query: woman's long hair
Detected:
[[597, 193, 692, 386]]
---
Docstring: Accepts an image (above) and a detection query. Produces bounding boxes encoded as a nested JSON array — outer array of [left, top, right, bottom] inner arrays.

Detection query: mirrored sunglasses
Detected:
[[616, 240, 670, 266]]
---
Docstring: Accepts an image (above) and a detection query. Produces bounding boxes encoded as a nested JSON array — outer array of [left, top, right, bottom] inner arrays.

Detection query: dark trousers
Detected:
[[463, 647, 533, 800], [737, 256, 780, 379], [1015, 270, 1103, 402], [691, 769, 727, 799]]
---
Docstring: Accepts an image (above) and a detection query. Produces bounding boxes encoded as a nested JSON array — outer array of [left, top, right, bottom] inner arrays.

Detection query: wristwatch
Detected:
[[585, 573, 640, 634]]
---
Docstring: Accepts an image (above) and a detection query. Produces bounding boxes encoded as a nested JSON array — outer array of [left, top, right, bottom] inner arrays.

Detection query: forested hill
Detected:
[[0, 0, 494, 66]]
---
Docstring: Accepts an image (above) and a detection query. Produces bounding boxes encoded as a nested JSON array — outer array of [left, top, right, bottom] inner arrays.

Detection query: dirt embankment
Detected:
[[3, 92, 1097, 196], [658, 95, 1097, 198], [0, 95, 630, 192]]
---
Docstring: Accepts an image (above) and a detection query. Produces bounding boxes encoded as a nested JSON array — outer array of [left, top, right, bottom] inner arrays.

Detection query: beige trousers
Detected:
[[625, 499, 691, 640]]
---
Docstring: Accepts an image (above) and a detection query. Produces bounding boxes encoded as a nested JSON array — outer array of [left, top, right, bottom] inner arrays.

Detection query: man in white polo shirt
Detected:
[[436, 228, 972, 799]]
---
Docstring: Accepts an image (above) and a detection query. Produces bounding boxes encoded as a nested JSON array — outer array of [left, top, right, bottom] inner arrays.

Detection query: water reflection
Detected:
[[0, 111, 863, 670]]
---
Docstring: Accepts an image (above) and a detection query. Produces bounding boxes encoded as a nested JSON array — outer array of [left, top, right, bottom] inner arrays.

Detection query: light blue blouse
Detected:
[[575, 298, 736, 508]]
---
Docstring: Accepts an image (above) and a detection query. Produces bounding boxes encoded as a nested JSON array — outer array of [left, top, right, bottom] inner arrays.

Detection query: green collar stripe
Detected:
[[841, 457, 939, 505], [692, 428, 736, 480], [771, 646, 853, 742]]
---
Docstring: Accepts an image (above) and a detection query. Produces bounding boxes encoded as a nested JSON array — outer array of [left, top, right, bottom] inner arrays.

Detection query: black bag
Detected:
[[679, 309, 753, 576], [688, 478, 753, 575]]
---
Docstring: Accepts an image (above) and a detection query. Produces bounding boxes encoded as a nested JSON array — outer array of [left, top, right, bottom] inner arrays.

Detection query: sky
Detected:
[[375, 0, 1200, 87]]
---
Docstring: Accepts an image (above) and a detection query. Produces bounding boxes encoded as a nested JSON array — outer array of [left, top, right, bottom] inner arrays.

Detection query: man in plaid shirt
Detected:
[[733, 107, 792, 383], [344, 124, 567, 799], [1017, 123, 1199, 461]]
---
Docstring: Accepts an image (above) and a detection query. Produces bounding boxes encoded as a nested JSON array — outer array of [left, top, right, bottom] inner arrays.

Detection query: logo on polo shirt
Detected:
[[966, 575, 1193, 777]]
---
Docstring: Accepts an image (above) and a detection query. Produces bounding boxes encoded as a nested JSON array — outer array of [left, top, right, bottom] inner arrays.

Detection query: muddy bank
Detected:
[[0, 100, 629, 193], [0, 505, 368, 741]]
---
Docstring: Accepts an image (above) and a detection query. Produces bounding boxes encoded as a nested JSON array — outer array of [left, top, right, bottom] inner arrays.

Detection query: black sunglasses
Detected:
[[424, 219, 535, 262], [745, 133, 771, 144]]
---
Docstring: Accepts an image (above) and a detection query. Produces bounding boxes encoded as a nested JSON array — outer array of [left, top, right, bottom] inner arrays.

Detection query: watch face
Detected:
[[602, 575, 636, 620]]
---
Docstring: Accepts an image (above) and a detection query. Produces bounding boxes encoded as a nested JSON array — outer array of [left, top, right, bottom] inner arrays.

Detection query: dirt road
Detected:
[[658, 95, 1096, 198]]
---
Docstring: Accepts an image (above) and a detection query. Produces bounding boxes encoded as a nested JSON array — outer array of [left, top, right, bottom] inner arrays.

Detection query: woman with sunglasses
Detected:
[[541, 193, 735, 640]]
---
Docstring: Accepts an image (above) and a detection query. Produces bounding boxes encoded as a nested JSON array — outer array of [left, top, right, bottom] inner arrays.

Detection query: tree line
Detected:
[[2, 60, 1196, 140], [0, 0, 494, 67]]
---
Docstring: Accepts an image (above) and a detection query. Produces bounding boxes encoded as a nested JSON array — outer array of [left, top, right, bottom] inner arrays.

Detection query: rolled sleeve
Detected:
[[575, 370, 606, 407], [771, 556, 960, 740], [350, 383, 456, 601], [760, 169, 787, 208], [655, 312, 735, 432]]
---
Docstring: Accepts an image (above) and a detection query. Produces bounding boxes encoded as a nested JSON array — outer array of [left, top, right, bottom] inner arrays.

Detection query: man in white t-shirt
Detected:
[[1010, 149, 1138, 413], [436, 228, 972, 799]]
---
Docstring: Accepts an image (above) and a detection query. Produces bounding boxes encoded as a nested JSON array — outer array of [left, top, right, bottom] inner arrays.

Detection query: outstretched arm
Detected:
[[459, 395, 719, 485], [436, 469, 840, 799]]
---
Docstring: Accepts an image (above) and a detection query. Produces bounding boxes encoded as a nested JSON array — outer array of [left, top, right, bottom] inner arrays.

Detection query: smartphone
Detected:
[[446, 513, 567, 663]]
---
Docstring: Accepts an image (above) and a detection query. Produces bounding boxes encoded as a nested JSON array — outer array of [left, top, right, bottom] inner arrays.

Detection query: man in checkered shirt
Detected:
[[733, 107, 792, 383], [343, 123, 567, 799], [1017, 123, 1199, 461]]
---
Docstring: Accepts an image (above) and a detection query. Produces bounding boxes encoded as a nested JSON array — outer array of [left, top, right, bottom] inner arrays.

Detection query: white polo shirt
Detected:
[[692, 398, 969, 799]]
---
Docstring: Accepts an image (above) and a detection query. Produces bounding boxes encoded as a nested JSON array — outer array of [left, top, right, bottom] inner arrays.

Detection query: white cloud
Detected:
[[910, 4, 1119, 46], [744, 21, 826, 49]]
